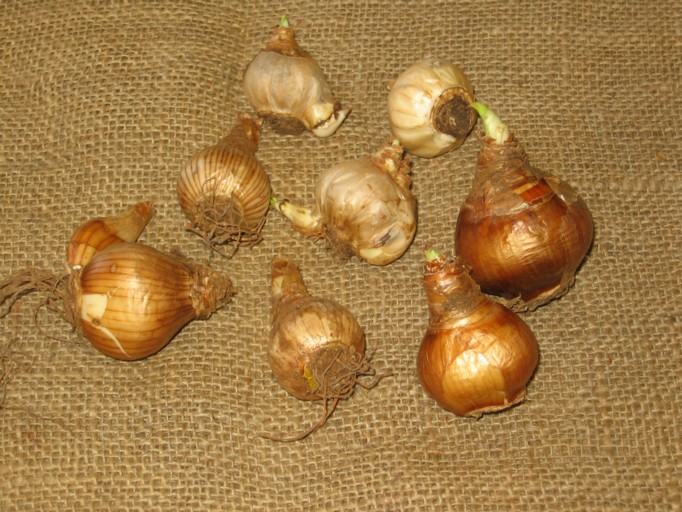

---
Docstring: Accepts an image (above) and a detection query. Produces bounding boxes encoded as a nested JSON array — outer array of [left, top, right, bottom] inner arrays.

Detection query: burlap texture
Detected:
[[1, 1, 680, 510]]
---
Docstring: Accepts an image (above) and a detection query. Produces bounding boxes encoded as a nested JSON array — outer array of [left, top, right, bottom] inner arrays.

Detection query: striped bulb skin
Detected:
[[177, 115, 271, 249], [73, 242, 233, 360], [66, 201, 153, 270]]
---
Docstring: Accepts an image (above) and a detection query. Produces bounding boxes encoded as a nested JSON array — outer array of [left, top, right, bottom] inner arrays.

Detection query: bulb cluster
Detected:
[[0, 16, 596, 439]]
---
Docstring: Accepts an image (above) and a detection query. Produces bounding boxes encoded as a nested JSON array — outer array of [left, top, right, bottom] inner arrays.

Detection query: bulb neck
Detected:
[[370, 140, 412, 191], [472, 135, 533, 193], [190, 265, 234, 319], [423, 256, 490, 325], [265, 25, 309, 58], [215, 116, 262, 155], [271, 258, 310, 318]]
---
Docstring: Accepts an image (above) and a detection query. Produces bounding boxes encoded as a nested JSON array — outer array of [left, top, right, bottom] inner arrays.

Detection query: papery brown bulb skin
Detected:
[[455, 134, 594, 311], [66, 201, 153, 270], [243, 20, 349, 137], [268, 258, 366, 400], [417, 253, 539, 417], [72, 243, 233, 360], [177, 116, 272, 249]]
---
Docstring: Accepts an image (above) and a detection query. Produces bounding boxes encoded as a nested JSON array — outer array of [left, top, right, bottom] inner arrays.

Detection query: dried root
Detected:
[[187, 198, 266, 259], [0, 268, 80, 344], [260, 347, 391, 442]]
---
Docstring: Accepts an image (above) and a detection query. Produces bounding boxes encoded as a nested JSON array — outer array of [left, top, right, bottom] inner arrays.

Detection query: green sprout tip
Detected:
[[424, 248, 441, 262], [469, 101, 511, 144], [279, 15, 289, 28]]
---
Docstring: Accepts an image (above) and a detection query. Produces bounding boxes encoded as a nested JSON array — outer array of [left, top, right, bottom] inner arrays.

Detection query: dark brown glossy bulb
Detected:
[[455, 102, 594, 311]]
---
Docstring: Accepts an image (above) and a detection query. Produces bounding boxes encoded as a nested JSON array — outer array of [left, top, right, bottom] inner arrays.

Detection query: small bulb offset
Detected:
[[455, 102, 594, 311], [66, 201, 153, 271], [272, 140, 417, 266], [417, 250, 539, 417], [387, 60, 477, 158], [243, 16, 349, 137]]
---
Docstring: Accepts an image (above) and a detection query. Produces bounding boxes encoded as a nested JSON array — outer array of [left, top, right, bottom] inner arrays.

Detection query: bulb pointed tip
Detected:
[[424, 248, 441, 262]]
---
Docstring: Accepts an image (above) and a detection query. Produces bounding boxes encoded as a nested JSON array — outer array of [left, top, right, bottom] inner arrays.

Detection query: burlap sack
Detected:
[[1, 1, 680, 510]]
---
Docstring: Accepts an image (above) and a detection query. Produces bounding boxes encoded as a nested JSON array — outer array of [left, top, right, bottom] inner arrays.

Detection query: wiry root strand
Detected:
[[188, 198, 266, 259], [259, 347, 391, 442]]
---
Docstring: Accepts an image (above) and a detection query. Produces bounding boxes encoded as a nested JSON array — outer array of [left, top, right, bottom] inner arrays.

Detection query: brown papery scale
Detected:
[[265, 258, 383, 441], [271, 140, 417, 266], [417, 250, 539, 417], [455, 102, 594, 311], [177, 115, 272, 255], [242, 16, 350, 137], [1, 208, 233, 361]]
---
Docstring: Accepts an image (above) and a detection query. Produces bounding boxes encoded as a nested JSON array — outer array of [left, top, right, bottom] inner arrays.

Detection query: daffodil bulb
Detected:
[[272, 140, 417, 266], [388, 60, 477, 158], [243, 16, 349, 138]]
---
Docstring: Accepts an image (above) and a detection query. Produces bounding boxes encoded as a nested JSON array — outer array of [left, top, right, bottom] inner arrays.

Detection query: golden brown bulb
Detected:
[[66, 201, 153, 270], [417, 251, 539, 417], [72, 243, 233, 360], [243, 16, 349, 137], [268, 258, 367, 401], [263, 258, 382, 441], [455, 102, 594, 311], [177, 115, 272, 252]]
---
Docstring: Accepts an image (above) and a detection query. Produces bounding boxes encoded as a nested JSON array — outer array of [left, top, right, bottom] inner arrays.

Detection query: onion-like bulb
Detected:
[[266, 258, 379, 441], [455, 102, 594, 311], [0, 241, 233, 361], [66, 201, 153, 271], [70, 242, 234, 360], [417, 250, 539, 417], [271, 140, 417, 266], [242, 16, 350, 137], [177, 115, 272, 253], [387, 60, 477, 158]]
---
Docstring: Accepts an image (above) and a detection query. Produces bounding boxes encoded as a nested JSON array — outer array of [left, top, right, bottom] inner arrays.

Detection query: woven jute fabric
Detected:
[[1, 1, 680, 510]]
